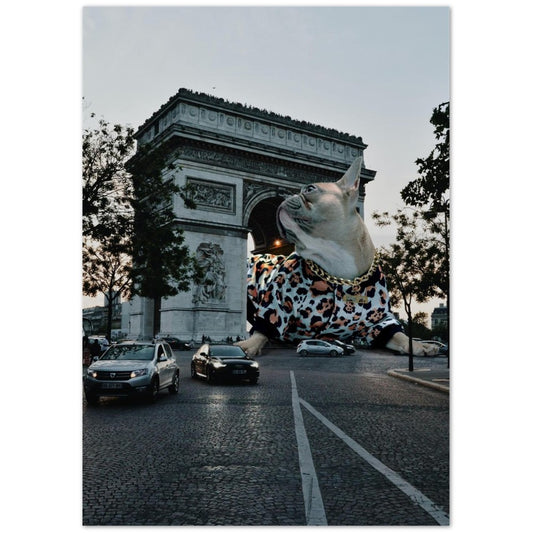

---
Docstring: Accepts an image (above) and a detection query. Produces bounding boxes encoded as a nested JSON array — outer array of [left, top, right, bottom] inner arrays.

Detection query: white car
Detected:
[[296, 339, 344, 357], [84, 341, 180, 405]]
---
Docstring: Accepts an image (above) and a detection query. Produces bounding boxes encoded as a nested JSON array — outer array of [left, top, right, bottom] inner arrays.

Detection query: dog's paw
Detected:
[[234, 332, 268, 357], [386, 333, 439, 356], [417, 342, 440, 357]]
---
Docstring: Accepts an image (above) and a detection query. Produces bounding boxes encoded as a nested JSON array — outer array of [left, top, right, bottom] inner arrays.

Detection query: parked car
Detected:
[[296, 339, 344, 357], [330, 339, 356, 355], [191, 344, 259, 384], [156, 336, 193, 350], [84, 341, 179, 405], [88, 336, 110, 355]]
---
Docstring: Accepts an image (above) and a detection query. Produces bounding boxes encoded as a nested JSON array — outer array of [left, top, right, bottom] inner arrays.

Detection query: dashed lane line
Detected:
[[299, 397, 450, 526], [290, 371, 328, 525]]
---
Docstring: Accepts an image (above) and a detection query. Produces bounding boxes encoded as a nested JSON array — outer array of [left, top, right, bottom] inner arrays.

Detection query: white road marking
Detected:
[[299, 397, 450, 526], [290, 371, 328, 525]]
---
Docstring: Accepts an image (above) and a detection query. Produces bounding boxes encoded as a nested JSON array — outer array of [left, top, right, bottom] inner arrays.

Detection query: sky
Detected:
[[81, 4, 450, 320]]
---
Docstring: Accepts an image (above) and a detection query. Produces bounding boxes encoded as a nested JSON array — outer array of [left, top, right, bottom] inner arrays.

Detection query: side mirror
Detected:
[[92, 356, 99, 362], [200, 352, 208, 357]]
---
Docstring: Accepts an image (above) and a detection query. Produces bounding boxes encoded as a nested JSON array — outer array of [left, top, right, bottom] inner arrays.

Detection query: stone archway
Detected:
[[243, 185, 298, 256], [127, 89, 376, 342]]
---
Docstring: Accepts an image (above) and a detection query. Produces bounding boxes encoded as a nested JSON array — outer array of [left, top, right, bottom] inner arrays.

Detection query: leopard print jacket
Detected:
[[246, 252, 403, 347]]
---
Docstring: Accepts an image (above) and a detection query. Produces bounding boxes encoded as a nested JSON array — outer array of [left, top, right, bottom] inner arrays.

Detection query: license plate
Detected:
[[101, 382, 123, 389], [232, 369, 246, 375]]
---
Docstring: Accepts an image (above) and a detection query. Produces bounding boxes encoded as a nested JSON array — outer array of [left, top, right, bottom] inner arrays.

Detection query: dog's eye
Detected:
[[303, 184, 318, 194]]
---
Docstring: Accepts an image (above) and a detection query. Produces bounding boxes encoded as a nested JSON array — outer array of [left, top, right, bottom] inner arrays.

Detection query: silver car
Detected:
[[296, 339, 344, 357], [84, 341, 179, 405]]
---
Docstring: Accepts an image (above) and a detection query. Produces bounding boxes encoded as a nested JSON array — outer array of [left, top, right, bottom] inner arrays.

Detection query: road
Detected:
[[82, 347, 449, 526]]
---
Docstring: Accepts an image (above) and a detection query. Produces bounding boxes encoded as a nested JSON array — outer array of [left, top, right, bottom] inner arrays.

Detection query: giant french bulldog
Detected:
[[235, 157, 439, 357]]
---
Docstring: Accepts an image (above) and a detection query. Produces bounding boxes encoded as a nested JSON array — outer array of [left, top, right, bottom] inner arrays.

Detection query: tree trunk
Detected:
[[106, 291, 113, 342], [445, 213, 450, 369], [407, 308, 414, 372], [152, 295, 162, 338]]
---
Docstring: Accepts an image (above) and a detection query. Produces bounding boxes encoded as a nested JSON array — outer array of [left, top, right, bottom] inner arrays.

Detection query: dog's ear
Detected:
[[336, 156, 362, 204]]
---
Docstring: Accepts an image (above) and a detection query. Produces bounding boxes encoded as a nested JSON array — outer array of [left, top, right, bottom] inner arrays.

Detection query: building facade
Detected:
[[125, 89, 376, 342], [431, 303, 448, 329]]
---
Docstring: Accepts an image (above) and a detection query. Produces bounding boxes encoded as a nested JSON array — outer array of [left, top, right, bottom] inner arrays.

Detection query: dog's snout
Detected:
[[284, 195, 302, 210]]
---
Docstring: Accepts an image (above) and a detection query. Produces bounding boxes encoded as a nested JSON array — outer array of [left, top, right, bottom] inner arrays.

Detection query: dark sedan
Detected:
[[191, 344, 259, 384], [331, 339, 356, 355], [157, 336, 193, 350]]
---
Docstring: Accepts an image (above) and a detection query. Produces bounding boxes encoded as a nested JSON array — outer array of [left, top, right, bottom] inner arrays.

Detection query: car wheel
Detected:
[[329, 350, 337, 357], [85, 391, 99, 406], [191, 364, 197, 379], [300, 350, 308, 357], [168, 371, 179, 394], [146, 377, 159, 402]]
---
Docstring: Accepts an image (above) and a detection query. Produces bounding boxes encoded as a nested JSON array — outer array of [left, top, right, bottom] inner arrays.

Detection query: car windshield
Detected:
[[210, 345, 246, 359], [100, 345, 155, 361]]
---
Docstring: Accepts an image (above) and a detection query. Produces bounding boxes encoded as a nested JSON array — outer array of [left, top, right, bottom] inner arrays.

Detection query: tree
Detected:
[[372, 102, 450, 367], [82, 115, 135, 239], [405, 312, 432, 340], [128, 142, 202, 338], [374, 211, 440, 371], [83, 116, 136, 340], [83, 115, 203, 340], [401, 102, 450, 325], [83, 226, 132, 341], [401, 102, 449, 217]]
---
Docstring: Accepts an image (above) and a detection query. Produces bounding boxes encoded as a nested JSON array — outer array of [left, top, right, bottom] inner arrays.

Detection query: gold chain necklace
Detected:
[[304, 252, 380, 292]]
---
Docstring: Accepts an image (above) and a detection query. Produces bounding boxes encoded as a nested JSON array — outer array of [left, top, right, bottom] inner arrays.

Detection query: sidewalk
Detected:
[[387, 367, 449, 393]]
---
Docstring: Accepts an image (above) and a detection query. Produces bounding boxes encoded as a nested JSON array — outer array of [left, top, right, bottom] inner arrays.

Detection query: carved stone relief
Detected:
[[186, 178, 235, 214], [180, 144, 339, 183], [192, 243, 226, 305]]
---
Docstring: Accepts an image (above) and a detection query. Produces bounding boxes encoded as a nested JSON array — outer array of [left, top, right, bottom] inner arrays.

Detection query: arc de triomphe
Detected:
[[124, 89, 376, 342]]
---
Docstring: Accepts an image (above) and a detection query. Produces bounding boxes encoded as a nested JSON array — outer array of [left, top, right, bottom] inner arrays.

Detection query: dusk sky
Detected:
[[82, 4, 449, 319]]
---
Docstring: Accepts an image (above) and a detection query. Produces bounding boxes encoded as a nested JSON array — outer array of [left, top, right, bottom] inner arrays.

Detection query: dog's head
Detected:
[[276, 157, 374, 277]]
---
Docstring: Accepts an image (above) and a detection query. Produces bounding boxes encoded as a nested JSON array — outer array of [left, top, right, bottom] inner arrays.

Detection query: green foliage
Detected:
[[402, 312, 432, 339], [82, 114, 136, 340], [401, 102, 449, 217], [82, 115, 135, 239], [128, 141, 203, 333], [372, 102, 450, 349], [374, 208, 448, 302], [82, 114, 202, 339]]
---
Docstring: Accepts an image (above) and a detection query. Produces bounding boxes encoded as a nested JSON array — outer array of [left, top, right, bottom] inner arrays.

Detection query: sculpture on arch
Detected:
[[192, 243, 226, 305]]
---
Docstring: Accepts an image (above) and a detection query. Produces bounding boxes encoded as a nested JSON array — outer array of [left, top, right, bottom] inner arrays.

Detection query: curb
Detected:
[[387, 369, 449, 394]]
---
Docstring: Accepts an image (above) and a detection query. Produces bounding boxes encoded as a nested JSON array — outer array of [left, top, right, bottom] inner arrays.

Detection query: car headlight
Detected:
[[87, 369, 97, 378], [250, 361, 259, 368], [211, 360, 226, 369], [130, 368, 148, 378]]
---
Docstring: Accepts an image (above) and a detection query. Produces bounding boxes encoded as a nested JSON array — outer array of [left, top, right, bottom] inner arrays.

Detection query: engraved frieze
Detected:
[[186, 177, 235, 214], [179, 144, 339, 183]]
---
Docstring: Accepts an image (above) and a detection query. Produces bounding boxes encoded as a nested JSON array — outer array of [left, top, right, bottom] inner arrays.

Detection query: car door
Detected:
[[155, 344, 171, 387], [194, 344, 209, 376], [316, 341, 328, 354], [307, 341, 316, 355], [162, 343, 176, 383]]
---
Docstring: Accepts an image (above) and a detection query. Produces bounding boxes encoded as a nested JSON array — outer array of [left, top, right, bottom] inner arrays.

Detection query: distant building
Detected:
[[431, 303, 448, 329], [83, 294, 123, 338]]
